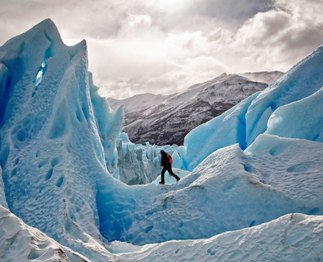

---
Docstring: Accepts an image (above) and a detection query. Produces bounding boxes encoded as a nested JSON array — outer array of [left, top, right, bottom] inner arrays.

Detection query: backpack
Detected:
[[167, 154, 173, 164]]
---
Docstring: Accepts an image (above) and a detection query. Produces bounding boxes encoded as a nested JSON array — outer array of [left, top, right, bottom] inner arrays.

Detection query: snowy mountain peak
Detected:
[[117, 72, 269, 145]]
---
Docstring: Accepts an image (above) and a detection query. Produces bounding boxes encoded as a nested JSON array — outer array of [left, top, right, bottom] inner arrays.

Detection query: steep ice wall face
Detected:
[[183, 92, 259, 171], [266, 87, 323, 142], [89, 74, 124, 177], [0, 19, 119, 259]]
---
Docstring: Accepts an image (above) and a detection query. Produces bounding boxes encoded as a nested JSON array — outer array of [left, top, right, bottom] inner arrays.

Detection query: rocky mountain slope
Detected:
[[109, 72, 283, 145]]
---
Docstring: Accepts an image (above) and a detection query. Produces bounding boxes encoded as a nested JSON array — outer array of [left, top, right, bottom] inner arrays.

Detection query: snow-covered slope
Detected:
[[120, 73, 268, 145], [108, 93, 166, 114], [0, 205, 89, 262], [116, 213, 323, 261], [97, 135, 323, 245]]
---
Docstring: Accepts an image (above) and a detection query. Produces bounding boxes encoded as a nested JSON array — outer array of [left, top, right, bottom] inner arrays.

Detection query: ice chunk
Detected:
[[171, 150, 183, 169], [266, 87, 323, 142]]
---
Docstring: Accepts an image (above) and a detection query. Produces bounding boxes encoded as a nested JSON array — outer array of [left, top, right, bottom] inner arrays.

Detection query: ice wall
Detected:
[[245, 46, 323, 145], [116, 139, 161, 184], [182, 92, 258, 170], [89, 74, 124, 177], [0, 19, 121, 259], [266, 87, 323, 141]]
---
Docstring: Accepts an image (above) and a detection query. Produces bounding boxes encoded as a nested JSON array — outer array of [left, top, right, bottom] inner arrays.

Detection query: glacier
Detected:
[[0, 19, 323, 261]]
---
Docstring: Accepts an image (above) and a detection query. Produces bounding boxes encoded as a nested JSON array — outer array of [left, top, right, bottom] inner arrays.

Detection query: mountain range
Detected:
[[109, 71, 283, 145]]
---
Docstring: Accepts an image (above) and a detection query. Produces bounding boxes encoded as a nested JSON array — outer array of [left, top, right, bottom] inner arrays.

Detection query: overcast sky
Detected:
[[0, 0, 322, 98]]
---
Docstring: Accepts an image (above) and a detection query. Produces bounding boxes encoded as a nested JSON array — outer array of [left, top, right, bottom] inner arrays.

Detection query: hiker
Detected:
[[159, 150, 180, 184]]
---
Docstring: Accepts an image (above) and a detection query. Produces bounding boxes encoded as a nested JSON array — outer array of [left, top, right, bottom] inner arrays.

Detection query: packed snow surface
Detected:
[[116, 213, 323, 261], [0, 205, 89, 262], [0, 19, 323, 262], [97, 136, 323, 245]]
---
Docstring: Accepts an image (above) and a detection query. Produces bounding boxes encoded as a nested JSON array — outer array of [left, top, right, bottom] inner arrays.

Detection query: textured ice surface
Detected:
[[0, 205, 90, 261], [266, 87, 323, 142], [97, 139, 323, 245], [116, 140, 162, 184], [116, 213, 323, 261], [0, 19, 119, 260]]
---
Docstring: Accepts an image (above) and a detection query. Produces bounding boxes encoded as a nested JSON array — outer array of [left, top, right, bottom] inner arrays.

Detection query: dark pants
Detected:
[[161, 165, 180, 183]]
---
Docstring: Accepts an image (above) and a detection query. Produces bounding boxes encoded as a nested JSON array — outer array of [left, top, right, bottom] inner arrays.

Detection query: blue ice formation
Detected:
[[0, 19, 323, 260], [182, 45, 323, 171], [0, 19, 122, 259], [116, 138, 162, 184], [266, 87, 323, 142]]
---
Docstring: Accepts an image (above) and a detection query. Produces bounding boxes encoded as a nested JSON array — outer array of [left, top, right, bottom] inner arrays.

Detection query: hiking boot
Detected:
[[159, 181, 165, 184], [176, 177, 180, 182]]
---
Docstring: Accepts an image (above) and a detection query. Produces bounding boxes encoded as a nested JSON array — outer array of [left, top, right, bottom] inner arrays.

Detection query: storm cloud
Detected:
[[0, 0, 322, 98]]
